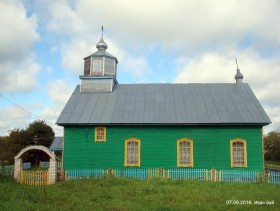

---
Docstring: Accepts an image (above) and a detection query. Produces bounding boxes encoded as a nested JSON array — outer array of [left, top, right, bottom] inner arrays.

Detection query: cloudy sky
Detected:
[[0, 0, 280, 136]]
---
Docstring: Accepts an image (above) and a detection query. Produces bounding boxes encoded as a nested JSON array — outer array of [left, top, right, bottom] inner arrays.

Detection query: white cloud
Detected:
[[0, 79, 73, 136], [264, 107, 280, 133], [0, 0, 40, 93], [174, 53, 234, 84], [0, 102, 64, 136], [121, 56, 150, 77], [46, 0, 86, 36], [174, 48, 280, 89], [0, 104, 39, 135], [75, 0, 280, 52], [48, 80, 73, 105], [46, 66, 54, 74], [61, 40, 90, 73], [0, 57, 40, 93], [50, 46, 58, 55], [107, 40, 151, 78], [39, 107, 64, 136], [37, 0, 280, 79], [0, 0, 39, 62], [37, 80, 74, 136], [59, 34, 151, 79]]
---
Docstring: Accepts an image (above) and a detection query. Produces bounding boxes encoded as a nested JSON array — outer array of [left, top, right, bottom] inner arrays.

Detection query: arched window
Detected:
[[177, 138, 193, 167], [230, 139, 247, 167], [95, 127, 106, 142], [125, 138, 141, 167]]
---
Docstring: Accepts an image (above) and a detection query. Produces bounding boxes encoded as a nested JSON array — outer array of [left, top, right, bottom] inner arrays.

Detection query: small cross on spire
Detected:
[[96, 25, 108, 50], [234, 58, 244, 84], [235, 58, 239, 69]]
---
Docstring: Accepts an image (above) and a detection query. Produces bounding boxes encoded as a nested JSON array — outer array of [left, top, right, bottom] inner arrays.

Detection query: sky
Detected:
[[0, 0, 280, 136]]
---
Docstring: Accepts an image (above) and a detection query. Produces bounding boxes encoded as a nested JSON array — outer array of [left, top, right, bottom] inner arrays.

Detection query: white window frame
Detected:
[[91, 60, 102, 73]]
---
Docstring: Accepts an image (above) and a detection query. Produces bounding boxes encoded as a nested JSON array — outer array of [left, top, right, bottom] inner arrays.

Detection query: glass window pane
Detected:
[[232, 141, 245, 166], [179, 140, 192, 166], [127, 140, 139, 165]]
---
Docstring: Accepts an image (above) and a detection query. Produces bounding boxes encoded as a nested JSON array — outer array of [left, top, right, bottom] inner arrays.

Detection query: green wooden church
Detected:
[[56, 33, 271, 172]]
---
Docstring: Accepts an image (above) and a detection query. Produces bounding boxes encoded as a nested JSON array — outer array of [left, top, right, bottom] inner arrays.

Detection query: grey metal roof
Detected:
[[50, 137, 63, 151], [84, 50, 117, 60], [84, 34, 118, 62], [56, 83, 271, 126], [96, 34, 108, 50]]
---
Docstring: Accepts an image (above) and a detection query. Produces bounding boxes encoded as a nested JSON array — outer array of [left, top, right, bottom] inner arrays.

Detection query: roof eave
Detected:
[[83, 53, 118, 63], [56, 122, 270, 127]]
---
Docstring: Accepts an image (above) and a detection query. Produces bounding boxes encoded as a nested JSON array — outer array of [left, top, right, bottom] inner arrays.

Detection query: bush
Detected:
[[0, 172, 15, 183], [264, 131, 280, 161]]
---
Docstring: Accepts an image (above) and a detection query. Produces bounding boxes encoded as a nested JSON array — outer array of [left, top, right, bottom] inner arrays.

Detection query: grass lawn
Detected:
[[1, 174, 279, 211]]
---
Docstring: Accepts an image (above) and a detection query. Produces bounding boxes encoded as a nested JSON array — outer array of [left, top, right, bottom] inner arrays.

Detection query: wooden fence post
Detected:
[[168, 169, 170, 179], [65, 170, 67, 180], [160, 167, 164, 178], [211, 168, 216, 182], [60, 169, 65, 181], [108, 168, 111, 177], [148, 169, 151, 180]]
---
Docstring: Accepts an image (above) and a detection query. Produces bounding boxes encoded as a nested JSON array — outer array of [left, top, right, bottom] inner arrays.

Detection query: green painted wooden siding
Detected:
[[63, 126, 264, 171]]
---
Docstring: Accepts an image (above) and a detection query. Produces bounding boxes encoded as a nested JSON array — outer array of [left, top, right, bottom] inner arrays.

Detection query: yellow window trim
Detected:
[[230, 138, 247, 168], [177, 138, 194, 168], [124, 138, 141, 167], [94, 127, 106, 142]]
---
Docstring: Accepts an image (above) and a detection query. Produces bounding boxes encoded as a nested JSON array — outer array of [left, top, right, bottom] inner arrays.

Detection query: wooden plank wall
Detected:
[[63, 125, 263, 171]]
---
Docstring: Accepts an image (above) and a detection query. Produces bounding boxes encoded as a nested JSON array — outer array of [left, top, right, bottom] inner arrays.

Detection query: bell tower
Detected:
[[80, 27, 118, 92]]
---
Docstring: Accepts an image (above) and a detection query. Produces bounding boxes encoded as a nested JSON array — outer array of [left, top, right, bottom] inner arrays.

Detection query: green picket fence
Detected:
[[39, 161, 62, 169], [267, 171, 280, 184], [1, 165, 14, 175], [218, 170, 259, 183], [66, 168, 211, 181], [164, 169, 210, 180], [39, 161, 50, 168], [65, 168, 280, 184]]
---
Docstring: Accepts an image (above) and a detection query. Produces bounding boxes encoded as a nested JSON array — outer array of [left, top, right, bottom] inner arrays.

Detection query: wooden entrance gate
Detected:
[[20, 169, 48, 186], [14, 145, 57, 185]]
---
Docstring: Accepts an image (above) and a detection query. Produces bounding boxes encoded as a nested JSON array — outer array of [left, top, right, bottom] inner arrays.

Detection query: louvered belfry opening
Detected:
[[80, 32, 118, 93]]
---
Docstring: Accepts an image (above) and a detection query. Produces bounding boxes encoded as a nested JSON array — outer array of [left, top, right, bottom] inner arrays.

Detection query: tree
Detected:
[[7, 120, 55, 165], [264, 131, 280, 161], [25, 120, 55, 165], [8, 120, 54, 149], [25, 120, 54, 147], [8, 128, 29, 155], [0, 136, 14, 168]]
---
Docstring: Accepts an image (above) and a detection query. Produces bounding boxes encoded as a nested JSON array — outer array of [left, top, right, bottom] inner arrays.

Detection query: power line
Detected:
[[0, 93, 61, 127]]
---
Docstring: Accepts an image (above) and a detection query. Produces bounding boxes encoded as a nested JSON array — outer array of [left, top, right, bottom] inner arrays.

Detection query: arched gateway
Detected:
[[14, 145, 57, 184]]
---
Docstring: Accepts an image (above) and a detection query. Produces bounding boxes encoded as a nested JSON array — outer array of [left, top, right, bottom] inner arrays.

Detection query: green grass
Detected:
[[0, 174, 279, 211]]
